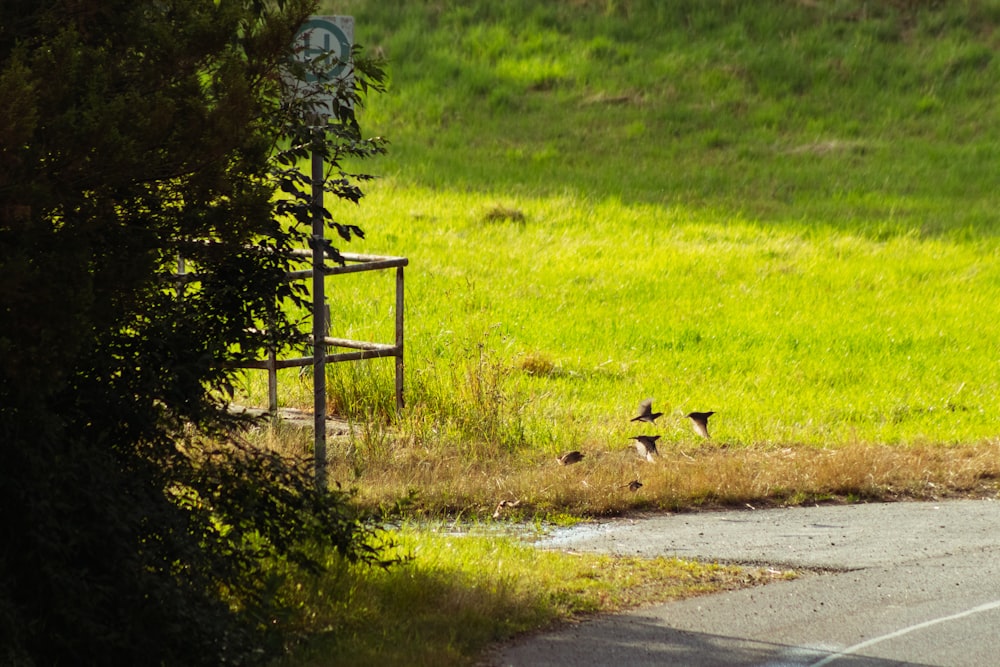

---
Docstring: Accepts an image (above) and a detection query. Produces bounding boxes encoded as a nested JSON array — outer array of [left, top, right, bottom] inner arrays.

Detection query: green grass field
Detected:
[[253, 2, 1000, 664], [240, 0, 1000, 484]]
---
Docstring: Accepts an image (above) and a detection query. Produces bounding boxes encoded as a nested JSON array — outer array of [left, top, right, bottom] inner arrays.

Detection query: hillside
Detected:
[[340, 0, 1000, 234], [247, 0, 1000, 516]]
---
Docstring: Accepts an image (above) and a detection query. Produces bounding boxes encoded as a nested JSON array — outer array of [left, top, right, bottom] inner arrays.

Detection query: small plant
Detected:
[[326, 359, 397, 423], [517, 351, 557, 376], [481, 204, 526, 225]]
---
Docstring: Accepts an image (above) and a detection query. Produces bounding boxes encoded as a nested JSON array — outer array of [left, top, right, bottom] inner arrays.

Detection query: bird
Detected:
[[685, 411, 715, 438], [631, 435, 660, 462], [631, 398, 663, 424], [625, 479, 643, 492], [557, 450, 585, 466], [492, 499, 521, 519]]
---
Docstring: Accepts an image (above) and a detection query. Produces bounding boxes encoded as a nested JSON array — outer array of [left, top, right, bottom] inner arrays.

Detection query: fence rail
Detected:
[[179, 250, 408, 416]]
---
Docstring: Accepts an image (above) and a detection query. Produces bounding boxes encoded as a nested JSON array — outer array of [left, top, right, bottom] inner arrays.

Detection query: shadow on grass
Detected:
[[277, 561, 556, 667]]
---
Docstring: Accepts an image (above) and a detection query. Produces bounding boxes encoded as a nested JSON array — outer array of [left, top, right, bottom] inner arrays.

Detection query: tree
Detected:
[[0, 0, 389, 664]]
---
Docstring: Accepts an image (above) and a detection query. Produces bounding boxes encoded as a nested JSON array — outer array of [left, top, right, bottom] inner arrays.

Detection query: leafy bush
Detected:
[[0, 0, 391, 664]]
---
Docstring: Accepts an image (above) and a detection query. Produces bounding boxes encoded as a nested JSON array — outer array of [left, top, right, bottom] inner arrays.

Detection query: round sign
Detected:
[[297, 17, 352, 83]]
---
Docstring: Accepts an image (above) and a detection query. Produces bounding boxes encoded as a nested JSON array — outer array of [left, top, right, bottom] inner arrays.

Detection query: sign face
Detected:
[[287, 15, 354, 118]]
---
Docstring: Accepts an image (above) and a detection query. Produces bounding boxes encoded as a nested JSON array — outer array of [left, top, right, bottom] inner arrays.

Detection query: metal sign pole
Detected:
[[287, 15, 354, 489], [311, 134, 328, 489]]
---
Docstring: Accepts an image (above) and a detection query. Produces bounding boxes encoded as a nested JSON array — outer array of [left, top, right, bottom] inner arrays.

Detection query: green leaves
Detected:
[[1, 0, 390, 664]]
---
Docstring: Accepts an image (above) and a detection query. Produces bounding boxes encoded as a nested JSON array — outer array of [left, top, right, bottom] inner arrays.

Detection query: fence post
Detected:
[[395, 264, 405, 411], [267, 346, 278, 417]]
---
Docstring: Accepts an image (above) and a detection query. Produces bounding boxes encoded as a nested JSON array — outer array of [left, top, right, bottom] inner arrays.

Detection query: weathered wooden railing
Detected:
[[239, 250, 408, 414], [177, 249, 408, 416]]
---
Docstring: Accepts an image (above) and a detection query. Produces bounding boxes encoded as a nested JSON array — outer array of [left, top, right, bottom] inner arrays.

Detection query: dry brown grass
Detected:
[[244, 421, 1000, 519]]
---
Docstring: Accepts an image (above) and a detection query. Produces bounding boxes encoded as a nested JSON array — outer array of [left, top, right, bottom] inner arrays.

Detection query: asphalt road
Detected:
[[490, 499, 1000, 667]]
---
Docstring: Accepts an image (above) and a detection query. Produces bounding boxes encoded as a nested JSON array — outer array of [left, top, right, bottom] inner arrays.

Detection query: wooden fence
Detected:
[[178, 249, 408, 416], [250, 250, 407, 415]]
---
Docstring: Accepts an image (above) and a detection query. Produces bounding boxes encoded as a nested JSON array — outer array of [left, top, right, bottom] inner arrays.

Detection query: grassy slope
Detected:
[[243, 0, 1000, 512], [269, 3, 1000, 665], [350, 0, 1000, 228]]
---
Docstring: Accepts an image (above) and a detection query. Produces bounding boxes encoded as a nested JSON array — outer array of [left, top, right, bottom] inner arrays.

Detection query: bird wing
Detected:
[[631, 398, 653, 420]]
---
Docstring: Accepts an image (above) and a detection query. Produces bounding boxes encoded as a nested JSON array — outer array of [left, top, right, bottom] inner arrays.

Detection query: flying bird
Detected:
[[685, 411, 715, 438], [557, 450, 585, 466], [625, 480, 643, 492], [492, 499, 521, 519], [631, 435, 660, 462], [631, 398, 663, 424]]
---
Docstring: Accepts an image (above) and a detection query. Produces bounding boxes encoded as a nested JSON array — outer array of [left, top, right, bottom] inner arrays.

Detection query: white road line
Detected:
[[808, 599, 1000, 667]]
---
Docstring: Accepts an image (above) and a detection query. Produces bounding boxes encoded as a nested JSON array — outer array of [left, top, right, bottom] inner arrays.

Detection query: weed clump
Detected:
[[481, 204, 526, 225], [517, 351, 557, 376]]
